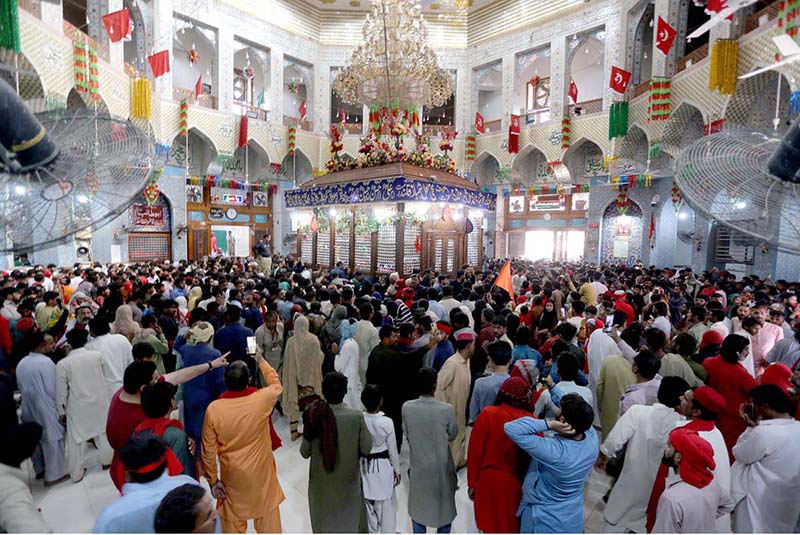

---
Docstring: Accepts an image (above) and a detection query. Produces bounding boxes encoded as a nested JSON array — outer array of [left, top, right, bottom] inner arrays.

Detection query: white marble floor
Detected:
[[25, 413, 612, 533]]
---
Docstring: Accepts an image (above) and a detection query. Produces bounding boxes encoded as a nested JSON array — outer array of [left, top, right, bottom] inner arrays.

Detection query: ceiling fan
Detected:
[[686, 0, 759, 41], [739, 33, 800, 80]]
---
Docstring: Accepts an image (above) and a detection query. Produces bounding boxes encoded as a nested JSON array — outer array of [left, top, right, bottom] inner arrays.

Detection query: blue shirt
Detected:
[[512, 345, 543, 369], [469, 372, 509, 423], [504, 395, 598, 534], [432, 340, 455, 371], [94, 473, 199, 533]]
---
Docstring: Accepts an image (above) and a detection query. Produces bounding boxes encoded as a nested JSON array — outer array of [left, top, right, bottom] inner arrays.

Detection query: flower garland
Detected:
[[561, 115, 571, 150], [74, 39, 100, 100], [186, 175, 277, 192], [131, 77, 152, 119], [179, 99, 188, 136], [244, 66, 255, 79], [188, 48, 200, 65], [288, 125, 296, 156], [615, 188, 631, 215], [611, 174, 652, 188], [465, 133, 476, 162], [671, 183, 683, 212], [648, 77, 671, 121], [648, 141, 662, 159], [288, 82, 299, 94], [709, 39, 738, 96], [85, 165, 99, 200], [326, 132, 457, 174], [144, 168, 163, 205]]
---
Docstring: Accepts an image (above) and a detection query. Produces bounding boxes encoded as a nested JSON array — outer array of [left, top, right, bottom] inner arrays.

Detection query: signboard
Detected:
[[509, 195, 525, 213], [210, 207, 224, 219], [529, 194, 565, 211], [133, 204, 165, 227], [613, 237, 630, 258]]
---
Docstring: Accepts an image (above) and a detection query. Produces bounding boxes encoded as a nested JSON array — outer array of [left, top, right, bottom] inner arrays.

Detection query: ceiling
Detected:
[[296, 0, 494, 14]]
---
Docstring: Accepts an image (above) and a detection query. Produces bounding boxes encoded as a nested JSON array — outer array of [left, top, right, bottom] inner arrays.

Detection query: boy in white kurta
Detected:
[[360, 385, 400, 534]]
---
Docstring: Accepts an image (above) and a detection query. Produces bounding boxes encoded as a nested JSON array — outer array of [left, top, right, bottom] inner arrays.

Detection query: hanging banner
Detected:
[[132, 204, 165, 227]]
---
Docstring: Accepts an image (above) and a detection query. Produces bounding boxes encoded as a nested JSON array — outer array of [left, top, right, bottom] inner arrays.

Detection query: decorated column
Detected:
[[456, 64, 470, 135], [315, 62, 331, 134], [651, 0, 680, 77], [501, 53, 515, 130], [549, 35, 567, 120], [602, 16, 624, 110], [152, 0, 174, 99], [270, 48, 284, 123], [217, 25, 234, 111]]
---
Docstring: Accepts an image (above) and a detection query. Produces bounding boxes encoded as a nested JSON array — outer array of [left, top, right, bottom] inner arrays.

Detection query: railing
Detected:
[[676, 43, 709, 73], [283, 115, 313, 131], [525, 108, 550, 124], [568, 98, 603, 116], [234, 102, 269, 121], [746, 1, 780, 33], [633, 80, 650, 98], [174, 87, 217, 109], [483, 119, 502, 133]]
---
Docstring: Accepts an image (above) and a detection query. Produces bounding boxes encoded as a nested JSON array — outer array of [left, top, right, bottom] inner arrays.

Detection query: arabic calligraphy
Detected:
[[133, 204, 165, 228]]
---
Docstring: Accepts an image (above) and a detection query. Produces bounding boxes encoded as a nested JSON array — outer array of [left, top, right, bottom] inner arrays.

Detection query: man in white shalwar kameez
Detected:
[[360, 385, 400, 534], [87, 317, 133, 400], [354, 304, 380, 387], [586, 328, 620, 427], [596, 377, 689, 533], [335, 321, 364, 411], [56, 329, 113, 482], [731, 384, 800, 533], [16, 333, 67, 485]]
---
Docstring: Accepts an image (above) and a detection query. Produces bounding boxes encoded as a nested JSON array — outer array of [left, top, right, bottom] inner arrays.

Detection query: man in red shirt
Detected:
[[612, 290, 635, 327], [702, 334, 759, 461]]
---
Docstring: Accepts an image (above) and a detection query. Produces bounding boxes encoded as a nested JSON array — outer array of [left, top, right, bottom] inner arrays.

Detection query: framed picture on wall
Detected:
[[252, 191, 269, 207], [186, 185, 203, 204]]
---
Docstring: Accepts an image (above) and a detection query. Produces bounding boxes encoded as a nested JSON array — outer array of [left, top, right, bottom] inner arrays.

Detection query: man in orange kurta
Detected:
[[201, 352, 284, 533]]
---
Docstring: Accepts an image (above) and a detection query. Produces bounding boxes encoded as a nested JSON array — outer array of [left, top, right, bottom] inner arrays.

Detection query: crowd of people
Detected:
[[1, 251, 800, 533]]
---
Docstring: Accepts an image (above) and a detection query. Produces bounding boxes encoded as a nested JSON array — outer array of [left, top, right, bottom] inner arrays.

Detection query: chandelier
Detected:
[[333, 0, 455, 109]]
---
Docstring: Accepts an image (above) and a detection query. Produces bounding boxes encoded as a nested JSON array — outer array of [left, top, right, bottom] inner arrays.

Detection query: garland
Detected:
[[777, 0, 800, 60], [288, 125, 296, 156], [144, 168, 163, 205], [649, 77, 671, 121], [131, 78, 152, 119], [709, 39, 738, 95], [561, 115, 571, 150], [523, 184, 589, 196], [74, 39, 100, 100], [615, 188, 631, 215], [465, 133, 476, 162], [610, 174, 652, 188], [671, 183, 683, 212], [608, 102, 629, 139], [179, 99, 188, 136], [186, 175, 277, 192], [85, 165, 99, 200], [0, 0, 21, 53]]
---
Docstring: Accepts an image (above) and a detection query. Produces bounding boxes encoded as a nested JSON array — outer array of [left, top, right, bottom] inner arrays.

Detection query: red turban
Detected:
[[699, 330, 724, 351], [761, 363, 793, 394], [694, 386, 726, 415], [435, 321, 452, 336], [669, 427, 715, 489], [497, 376, 532, 412]]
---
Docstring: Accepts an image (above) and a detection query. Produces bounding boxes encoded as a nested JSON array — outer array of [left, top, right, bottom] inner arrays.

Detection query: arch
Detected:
[[233, 42, 270, 109], [563, 137, 604, 181], [168, 127, 219, 175], [725, 71, 791, 134], [662, 102, 705, 155], [230, 139, 271, 179], [618, 125, 649, 163], [65, 87, 110, 117], [631, 3, 655, 86], [473, 152, 501, 188], [282, 150, 313, 185], [123, 0, 148, 74], [173, 18, 217, 95], [512, 145, 550, 185], [567, 33, 605, 104], [0, 49, 46, 111], [600, 199, 644, 263]]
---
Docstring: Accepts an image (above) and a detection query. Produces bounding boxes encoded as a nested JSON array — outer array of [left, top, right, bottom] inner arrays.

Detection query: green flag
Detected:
[[256, 88, 266, 107]]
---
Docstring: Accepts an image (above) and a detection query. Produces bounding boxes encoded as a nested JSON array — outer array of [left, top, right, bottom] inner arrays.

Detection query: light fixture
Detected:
[[678, 211, 688, 220], [329, 207, 338, 217], [14, 185, 25, 195], [77, 195, 89, 204], [735, 201, 747, 209], [333, 0, 455, 109]]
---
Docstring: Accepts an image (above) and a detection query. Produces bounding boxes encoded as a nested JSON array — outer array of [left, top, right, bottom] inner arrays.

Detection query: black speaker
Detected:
[[768, 115, 800, 183]]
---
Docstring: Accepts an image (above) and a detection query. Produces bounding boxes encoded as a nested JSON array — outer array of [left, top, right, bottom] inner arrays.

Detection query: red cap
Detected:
[[693, 386, 726, 415], [455, 331, 475, 342], [761, 363, 793, 394], [699, 330, 724, 351]]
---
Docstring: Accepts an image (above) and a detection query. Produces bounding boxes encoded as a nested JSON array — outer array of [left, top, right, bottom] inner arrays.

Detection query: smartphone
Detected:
[[246, 336, 257, 355], [560, 307, 566, 317], [538, 364, 552, 383]]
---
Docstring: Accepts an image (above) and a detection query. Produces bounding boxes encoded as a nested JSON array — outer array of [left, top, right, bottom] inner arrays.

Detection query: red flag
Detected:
[[568, 79, 579, 104], [508, 114, 521, 154], [649, 212, 656, 249], [194, 75, 202, 99], [238, 115, 248, 148], [494, 260, 515, 304], [102, 9, 130, 43], [299, 100, 307, 120], [414, 234, 421, 253], [609, 66, 632, 94], [475, 112, 485, 134], [147, 50, 170, 78], [655, 17, 677, 55]]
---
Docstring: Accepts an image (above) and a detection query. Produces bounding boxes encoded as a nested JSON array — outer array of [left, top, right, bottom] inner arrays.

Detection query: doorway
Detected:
[[522, 230, 584, 261], [425, 232, 464, 274]]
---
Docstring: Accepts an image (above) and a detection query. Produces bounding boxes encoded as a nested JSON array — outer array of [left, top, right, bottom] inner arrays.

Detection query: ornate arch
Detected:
[[563, 137, 604, 181], [512, 145, 550, 185], [724, 71, 792, 134], [618, 125, 649, 164], [281, 150, 313, 185], [474, 151, 501, 188]]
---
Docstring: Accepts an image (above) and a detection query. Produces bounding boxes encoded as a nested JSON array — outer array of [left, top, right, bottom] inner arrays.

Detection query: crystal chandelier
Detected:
[[333, 0, 455, 109]]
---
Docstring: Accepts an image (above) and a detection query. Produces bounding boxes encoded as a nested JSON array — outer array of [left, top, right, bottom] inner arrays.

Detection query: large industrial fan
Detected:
[[0, 78, 154, 253], [675, 122, 800, 254]]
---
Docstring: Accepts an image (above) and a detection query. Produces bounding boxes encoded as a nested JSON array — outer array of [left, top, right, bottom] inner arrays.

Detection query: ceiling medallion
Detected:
[[333, 0, 455, 109]]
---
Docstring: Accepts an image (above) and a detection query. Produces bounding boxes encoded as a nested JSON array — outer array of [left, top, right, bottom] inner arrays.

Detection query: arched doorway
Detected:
[[474, 152, 500, 188], [662, 102, 705, 155], [563, 137, 604, 180], [512, 146, 550, 185], [567, 32, 605, 114], [281, 150, 313, 186], [600, 200, 644, 264]]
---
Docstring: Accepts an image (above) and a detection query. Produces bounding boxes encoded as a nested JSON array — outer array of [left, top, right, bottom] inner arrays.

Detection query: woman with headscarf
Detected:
[[321, 305, 346, 375], [111, 304, 140, 341], [283, 315, 325, 441], [187, 286, 203, 312], [175, 321, 226, 448], [467, 377, 533, 533], [175, 296, 189, 326], [334, 320, 363, 410], [536, 301, 559, 344], [301, 372, 372, 533]]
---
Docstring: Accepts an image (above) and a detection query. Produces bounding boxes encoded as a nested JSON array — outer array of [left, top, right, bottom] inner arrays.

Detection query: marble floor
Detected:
[[25, 413, 612, 533]]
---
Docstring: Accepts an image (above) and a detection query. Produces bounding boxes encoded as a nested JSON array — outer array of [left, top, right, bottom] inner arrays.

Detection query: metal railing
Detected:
[[174, 86, 217, 109], [568, 98, 603, 116], [676, 43, 709, 73]]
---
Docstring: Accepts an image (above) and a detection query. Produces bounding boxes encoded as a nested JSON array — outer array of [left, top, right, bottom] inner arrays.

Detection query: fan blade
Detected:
[[687, 7, 736, 40], [773, 33, 800, 57], [738, 56, 800, 80]]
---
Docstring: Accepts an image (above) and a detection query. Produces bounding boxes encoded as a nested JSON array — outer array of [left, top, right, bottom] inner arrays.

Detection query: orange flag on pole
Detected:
[[494, 260, 515, 304]]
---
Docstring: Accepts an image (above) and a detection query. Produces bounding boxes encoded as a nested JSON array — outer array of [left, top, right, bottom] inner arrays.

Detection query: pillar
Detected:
[[152, 0, 174, 99], [315, 63, 330, 133], [501, 53, 514, 129], [550, 35, 567, 120], [218, 26, 234, 111], [270, 48, 284, 123], [603, 17, 623, 110], [40, 0, 63, 32], [651, 0, 681, 77], [107, 0, 124, 70]]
